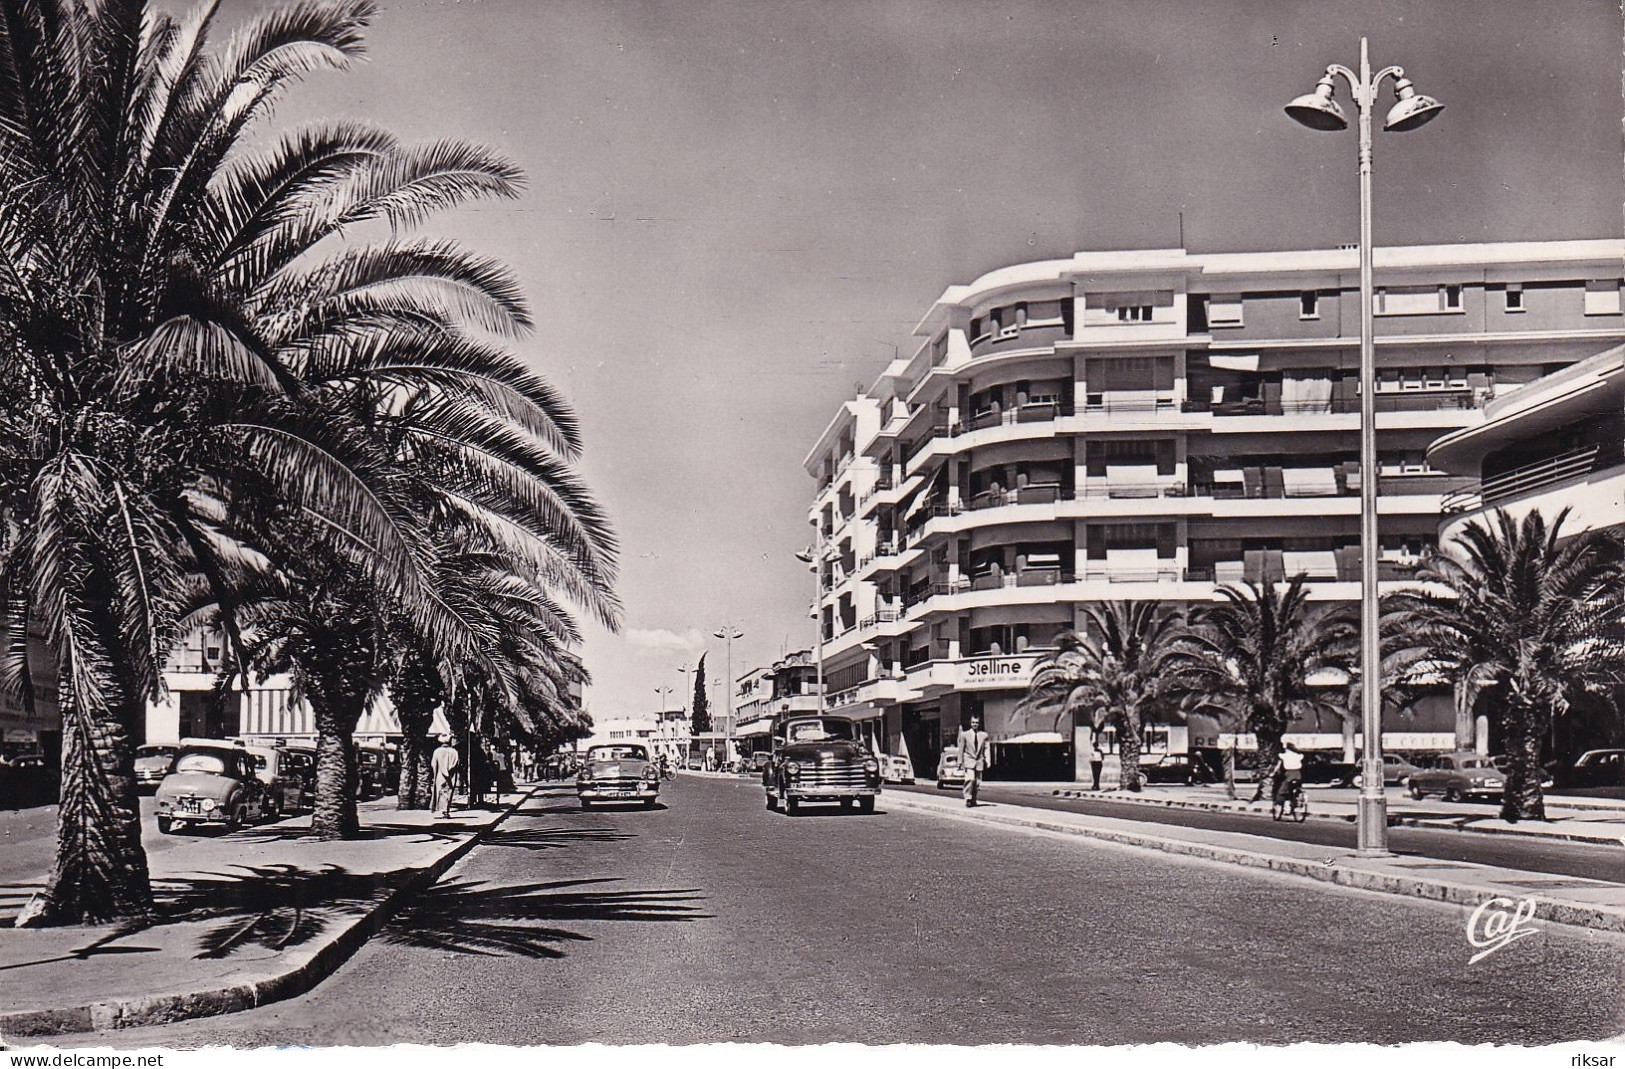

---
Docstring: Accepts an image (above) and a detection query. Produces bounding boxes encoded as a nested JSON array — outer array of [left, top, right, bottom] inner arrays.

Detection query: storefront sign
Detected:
[[958, 654, 1041, 691]]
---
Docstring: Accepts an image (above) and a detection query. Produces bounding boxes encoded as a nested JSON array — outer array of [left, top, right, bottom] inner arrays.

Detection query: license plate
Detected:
[[613, 790, 636, 796], [179, 798, 201, 813]]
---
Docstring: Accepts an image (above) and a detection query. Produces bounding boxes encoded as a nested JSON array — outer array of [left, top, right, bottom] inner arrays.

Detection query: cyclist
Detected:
[[1270, 743, 1305, 811], [658, 751, 672, 780]]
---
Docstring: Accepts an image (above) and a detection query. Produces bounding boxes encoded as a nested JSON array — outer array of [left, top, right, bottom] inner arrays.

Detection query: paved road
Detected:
[[895, 782, 1625, 883], [45, 776, 1625, 1048]]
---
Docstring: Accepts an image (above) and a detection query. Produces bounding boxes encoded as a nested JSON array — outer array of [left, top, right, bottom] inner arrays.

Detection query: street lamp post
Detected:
[[713, 624, 745, 757], [793, 539, 828, 711], [1286, 37, 1443, 855]]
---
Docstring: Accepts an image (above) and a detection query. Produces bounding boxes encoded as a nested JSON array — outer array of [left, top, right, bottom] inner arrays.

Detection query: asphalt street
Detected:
[[895, 782, 1625, 883], [39, 775, 1625, 1048]]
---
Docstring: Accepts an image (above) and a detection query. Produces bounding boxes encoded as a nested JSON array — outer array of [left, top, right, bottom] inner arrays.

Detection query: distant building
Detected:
[[805, 238, 1625, 781], [733, 649, 821, 754]]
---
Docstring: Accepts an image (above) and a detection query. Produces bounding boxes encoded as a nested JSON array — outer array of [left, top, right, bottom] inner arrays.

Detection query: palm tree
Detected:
[[0, 0, 616, 920], [1163, 576, 1355, 801], [1383, 509, 1625, 821], [1015, 601, 1186, 791]]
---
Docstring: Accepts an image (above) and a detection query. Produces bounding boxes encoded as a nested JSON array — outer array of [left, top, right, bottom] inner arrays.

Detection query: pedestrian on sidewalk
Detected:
[[1090, 738, 1105, 791], [431, 735, 460, 818], [960, 715, 991, 807]]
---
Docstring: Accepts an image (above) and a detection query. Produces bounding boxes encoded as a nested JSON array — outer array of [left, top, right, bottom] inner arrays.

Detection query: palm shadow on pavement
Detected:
[[155, 863, 408, 959], [477, 826, 636, 851], [380, 876, 708, 959]]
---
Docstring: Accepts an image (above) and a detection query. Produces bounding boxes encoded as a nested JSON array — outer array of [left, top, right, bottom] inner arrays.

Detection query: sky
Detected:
[[268, 0, 1625, 720]]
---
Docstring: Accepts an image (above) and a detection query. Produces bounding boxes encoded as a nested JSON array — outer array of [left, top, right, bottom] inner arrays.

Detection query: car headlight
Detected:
[[863, 759, 879, 773], [643, 767, 659, 781], [785, 761, 803, 779], [201, 798, 218, 811]]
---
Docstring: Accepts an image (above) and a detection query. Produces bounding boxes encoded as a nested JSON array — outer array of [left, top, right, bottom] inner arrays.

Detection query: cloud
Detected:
[[624, 627, 708, 654]]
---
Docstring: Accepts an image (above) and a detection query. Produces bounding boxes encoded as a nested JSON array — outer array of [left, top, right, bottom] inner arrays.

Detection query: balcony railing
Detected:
[[965, 484, 1074, 510], [960, 401, 1075, 433], [1077, 482, 1189, 500], [1079, 396, 1180, 417], [1441, 445, 1605, 515], [1183, 390, 1480, 417], [1079, 565, 1184, 583], [859, 609, 902, 630], [968, 569, 1075, 591]]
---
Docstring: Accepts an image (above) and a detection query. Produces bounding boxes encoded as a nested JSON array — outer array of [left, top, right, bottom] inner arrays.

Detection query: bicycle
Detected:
[[1271, 778, 1308, 823]]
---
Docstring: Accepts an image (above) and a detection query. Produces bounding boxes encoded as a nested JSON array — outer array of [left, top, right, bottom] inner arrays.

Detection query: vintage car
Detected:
[[1549, 749, 1625, 790], [763, 715, 881, 814], [881, 754, 915, 785], [154, 741, 273, 833], [1407, 751, 1505, 802], [935, 746, 967, 791], [244, 744, 314, 816], [1141, 753, 1205, 785], [358, 744, 401, 799], [133, 744, 178, 792], [577, 743, 660, 808]]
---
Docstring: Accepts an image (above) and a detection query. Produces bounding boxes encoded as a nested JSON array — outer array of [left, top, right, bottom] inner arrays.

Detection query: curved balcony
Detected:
[[967, 320, 1071, 360], [1441, 445, 1605, 516]]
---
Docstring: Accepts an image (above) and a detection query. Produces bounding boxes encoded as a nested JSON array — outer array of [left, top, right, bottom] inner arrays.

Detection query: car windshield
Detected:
[[173, 751, 231, 775], [1460, 757, 1496, 770], [785, 719, 857, 743], [136, 746, 175, 759], [588, 746, 646, 761]]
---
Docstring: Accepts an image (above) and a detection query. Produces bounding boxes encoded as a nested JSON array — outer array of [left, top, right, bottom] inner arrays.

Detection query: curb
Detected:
[[882, 792, 1625, 934], [1041, 789, 1622, 846], [2, 789, 537, 1038]]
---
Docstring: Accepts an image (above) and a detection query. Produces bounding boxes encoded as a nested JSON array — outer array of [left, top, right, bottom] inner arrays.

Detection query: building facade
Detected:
[[733, 649, 822, 754], [1428, 340, 1625, 761], [804, 239, 1625, 781]]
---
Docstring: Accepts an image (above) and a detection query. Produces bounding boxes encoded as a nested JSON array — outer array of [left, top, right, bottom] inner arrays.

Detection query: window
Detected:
[[1116, 305, 1152, 322], [1207, 295, 1243, 327], [1504, 285, 1524, 313], [1375, 286, 1461, 316], [1299, 292, 1319, 319], [1584, 280, 1622, 316]]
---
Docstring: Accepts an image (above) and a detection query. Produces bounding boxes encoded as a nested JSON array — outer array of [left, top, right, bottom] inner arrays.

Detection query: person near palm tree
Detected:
[[959, 715, 991, 806], [1262, 743, 1305, 805], [431, 736, 461, 819]]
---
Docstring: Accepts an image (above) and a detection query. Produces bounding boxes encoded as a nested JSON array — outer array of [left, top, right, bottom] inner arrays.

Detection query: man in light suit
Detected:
[[959, 714, 991, 807]]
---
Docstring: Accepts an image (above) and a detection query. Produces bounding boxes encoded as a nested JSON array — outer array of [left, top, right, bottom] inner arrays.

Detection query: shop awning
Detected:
[[998, 731, 1065, 745]]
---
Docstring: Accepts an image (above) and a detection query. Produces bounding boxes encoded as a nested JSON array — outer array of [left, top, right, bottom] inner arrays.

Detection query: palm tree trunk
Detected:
[[311, 724, 360, 839], [1252, 729, 1283, 803], [24, 686, 153, 926], [1498, 699, 1547, 823], [1117, 718, 1143, 791], [1222, 744, 1237, 800], [397, 733, 433, 809]]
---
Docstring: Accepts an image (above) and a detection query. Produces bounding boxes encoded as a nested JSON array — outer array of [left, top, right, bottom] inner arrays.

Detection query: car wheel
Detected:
[[1443, 788, 1463, 803], [936, 780, 946, 790], [156, 816, 174, 835], [1409, 784, 1425, 800], [785, 796, 800, 816], [580, 799, 594, 810], [227, 804, 247, 832], [858, 796, 875, 814], [765, 792, 778, 810], [643, 798, 657, 809]]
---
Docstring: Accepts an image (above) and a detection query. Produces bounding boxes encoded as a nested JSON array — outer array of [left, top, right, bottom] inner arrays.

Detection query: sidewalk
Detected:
[[986, 780, 1625, 846], [0, 789, 533, 1038], [881, 788, 1625, 934]]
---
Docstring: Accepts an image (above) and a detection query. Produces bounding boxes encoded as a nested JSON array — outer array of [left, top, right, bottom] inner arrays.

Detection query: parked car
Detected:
[[357, 744, 400, 799], [935, 747, 967, 791], [881, 754, 915, 785], [577, 743, 660, 808], [1407, 751, 1505, 802], [1352, 752, 1428, 789], [244, 744, 313, 816], [1300, 752, 1359, 787], [1141, 753, 1204, 785], [1549, 749, 1625, 790], [154, 741, 273, 833], [0, 742, 49, 807], [763, 715, 881, 814], [748, 751, 773, 774], [133, 744, 177, 792]]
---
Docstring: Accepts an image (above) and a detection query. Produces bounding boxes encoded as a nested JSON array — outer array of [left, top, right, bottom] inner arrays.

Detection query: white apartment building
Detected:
[[804, 238, 1625, 781]]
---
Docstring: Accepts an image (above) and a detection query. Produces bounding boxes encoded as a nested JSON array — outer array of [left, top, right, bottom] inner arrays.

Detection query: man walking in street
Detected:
[[959, 714, 991, 807], [431, 734, 460, 819]]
